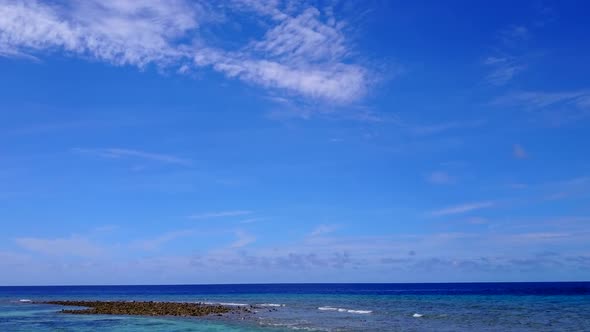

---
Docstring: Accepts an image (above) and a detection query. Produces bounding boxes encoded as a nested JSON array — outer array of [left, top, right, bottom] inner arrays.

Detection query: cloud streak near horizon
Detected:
[[73, 148, 192, 165], [430, 201, 495, 217], [6, 223, 589, 284]]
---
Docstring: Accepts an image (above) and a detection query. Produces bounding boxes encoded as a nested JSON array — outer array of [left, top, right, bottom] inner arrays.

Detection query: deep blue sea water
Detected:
[[1, 283, 589, 331]]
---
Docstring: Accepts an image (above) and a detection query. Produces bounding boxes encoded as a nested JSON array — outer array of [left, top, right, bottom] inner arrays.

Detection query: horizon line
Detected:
[[1, 280, 588, 287]]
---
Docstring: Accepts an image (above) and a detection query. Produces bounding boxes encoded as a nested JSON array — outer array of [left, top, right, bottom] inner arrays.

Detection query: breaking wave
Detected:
[[258, 303, 285, 307], [318, 306, 372, 314], [201, 301, 249, 306]]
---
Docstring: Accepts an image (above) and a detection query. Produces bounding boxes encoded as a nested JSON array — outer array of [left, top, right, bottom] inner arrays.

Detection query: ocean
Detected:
[[1, 283, 589, 331]]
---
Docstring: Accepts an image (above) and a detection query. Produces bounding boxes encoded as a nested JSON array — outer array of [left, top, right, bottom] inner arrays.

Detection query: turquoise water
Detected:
[[1, 283, 589, 331]]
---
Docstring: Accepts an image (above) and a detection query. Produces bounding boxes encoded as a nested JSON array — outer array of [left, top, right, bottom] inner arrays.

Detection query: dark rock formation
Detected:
[[38, 300, 242, 317]]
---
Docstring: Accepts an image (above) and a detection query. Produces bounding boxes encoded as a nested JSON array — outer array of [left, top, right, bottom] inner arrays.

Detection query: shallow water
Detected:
[[1, 283, 589, 331]]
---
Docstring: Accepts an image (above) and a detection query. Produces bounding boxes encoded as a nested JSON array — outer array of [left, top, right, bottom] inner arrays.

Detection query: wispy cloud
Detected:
[[15, 235, 104, 257], [540, 176, 590, 202], [309, 224, 338, 237], [238, 218, 263, 224], [72, 148, 191, 165], [484, 55, 527, 85], [410, 120, 485, 136], [0, 0, 371, 104], [7, 222, 590, 283], [192, 48, 367, 104], [556, 176, 590, 187], [430, 201, 495, 217], [188, 210, 252, 220], [494, 90, 590, 110], [509, 232, 573, 241], [230, 230, 256, 249], [132, 229, 194, 251], [493, 90, 590, 124], [426, 171, 454, 185], [483, 25, 532, 85], [0, 0, 199, 64], [499, 25, 530, 45]]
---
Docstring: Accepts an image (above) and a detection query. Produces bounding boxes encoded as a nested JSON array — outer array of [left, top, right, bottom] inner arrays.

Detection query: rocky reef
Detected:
[[39, 300, 249, 317]]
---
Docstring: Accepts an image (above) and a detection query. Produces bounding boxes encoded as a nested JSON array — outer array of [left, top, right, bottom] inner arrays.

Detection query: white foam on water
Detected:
[[318, 306, 338, 311], [261, 321, 330, 331], [347, 309, 372, 314], [200, 301, 249, 306], [413, 313, 424, 318], [318, 306, 372, 314], [258, 303, 285, 307], [18, 299, 32, 303], [217, 302, 249, 306]]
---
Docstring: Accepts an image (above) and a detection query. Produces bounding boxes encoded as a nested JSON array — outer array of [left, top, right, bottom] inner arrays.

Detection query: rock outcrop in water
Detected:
[[39, 300, 245, 317]]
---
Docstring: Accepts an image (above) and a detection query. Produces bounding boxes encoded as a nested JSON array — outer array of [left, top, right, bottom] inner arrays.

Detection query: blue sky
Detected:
[[0, 0, 589, 285]]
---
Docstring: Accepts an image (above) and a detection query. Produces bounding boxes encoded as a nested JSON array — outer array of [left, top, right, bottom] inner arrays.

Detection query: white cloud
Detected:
[[499, 25, 530, 44], [483, 24, 532, 85], [430, 201, 495, 217], [251, 7, 347, 63], [494, 90, 590, 110], [309, 224, 338, 237], [188, 210, 252, 220], [7, 222, 590, 283], [0, 0, 199, 66], [230, 230, 256, 248], [193, 47, 367, 103], [484, 56, 526, 85], [73, 148, 191, 165], [238, 218, 263, 224], [0, 0, 371, 104], [132, 229, 194, 251], [493, 90, 590, 124], [15, 235, 104, 257], [409, 119, 485, 136], [509, 232, 573, 241], [539, 176, 590, 202]]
